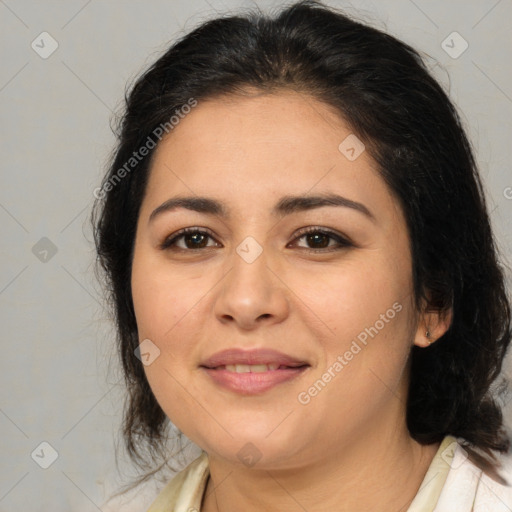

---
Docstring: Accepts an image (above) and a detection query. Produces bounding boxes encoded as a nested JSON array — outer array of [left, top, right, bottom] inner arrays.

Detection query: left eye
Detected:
[[289, 228, 352, 252]]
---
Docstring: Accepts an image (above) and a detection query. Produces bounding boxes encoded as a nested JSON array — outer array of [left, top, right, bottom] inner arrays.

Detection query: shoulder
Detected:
[[145, 452, 210, 512], [435, 438, 512, 511]]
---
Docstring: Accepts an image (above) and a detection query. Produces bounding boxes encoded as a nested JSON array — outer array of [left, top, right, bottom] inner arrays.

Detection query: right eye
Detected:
[[159, 227, 222, 251]]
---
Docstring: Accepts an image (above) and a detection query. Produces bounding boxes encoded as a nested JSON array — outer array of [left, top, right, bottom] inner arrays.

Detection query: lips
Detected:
[[199, 348, 310, 395], [199, 348, 309, 369], [216, 363, 287, 372]]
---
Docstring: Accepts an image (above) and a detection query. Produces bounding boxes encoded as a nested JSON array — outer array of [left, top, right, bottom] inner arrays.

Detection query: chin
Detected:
[[197, 426, 306, 469]]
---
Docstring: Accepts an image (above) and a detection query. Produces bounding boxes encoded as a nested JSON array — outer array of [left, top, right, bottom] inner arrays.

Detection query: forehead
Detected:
[[142, 90, 395, 221], [153, 90, 356, 164]]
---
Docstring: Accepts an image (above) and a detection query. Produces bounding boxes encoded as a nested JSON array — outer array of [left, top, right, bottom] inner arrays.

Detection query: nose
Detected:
[[213, 246, 290, 331]]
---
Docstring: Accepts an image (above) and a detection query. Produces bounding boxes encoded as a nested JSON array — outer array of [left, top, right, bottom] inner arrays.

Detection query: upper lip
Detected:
[[200, 348, 310, 368]]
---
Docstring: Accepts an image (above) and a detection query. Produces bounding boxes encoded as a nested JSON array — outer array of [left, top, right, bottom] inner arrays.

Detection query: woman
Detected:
[[93, 1, 512, 510]]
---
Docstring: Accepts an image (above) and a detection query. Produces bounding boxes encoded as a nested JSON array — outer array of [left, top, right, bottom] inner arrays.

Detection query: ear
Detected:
[[413, 300, 452, 348]]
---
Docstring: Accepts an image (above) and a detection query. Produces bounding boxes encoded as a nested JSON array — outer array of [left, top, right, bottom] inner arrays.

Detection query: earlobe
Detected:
[[413, 328, 435, 348], [413, 306, 453, 348]]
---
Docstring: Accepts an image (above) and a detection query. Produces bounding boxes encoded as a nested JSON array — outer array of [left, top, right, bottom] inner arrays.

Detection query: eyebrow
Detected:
[[148, 193, 375, 223]]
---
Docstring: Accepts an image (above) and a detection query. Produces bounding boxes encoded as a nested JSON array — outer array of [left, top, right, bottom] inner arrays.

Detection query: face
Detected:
[[131, 90, 428, 469]]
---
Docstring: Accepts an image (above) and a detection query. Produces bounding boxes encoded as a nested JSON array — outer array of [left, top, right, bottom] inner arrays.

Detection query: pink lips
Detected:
[[199, 348, 310, 395], [200, 348, 309, 368]]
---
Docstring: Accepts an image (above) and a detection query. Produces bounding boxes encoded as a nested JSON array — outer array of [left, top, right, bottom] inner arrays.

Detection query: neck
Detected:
[[202, 421, 440, 512]]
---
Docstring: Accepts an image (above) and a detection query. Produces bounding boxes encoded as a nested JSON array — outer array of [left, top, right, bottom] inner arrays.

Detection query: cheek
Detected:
[[291, 253, 415, 400], [296, 297, 415, 438], [131, 263, 210, 437], [292, 254, 412, 342], [131, 251, 212, 377], [131, 248, 206, 342]]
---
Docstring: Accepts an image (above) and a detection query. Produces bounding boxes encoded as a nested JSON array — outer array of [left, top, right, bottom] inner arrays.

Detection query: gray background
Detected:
[[1, 0, 511, 510]]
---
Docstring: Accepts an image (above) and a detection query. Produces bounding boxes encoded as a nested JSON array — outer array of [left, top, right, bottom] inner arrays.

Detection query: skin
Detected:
[[130, 89, 452, 512]]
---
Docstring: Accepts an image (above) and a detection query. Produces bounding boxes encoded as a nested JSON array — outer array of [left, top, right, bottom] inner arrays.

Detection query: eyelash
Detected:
[[159, 226, 353, 254]]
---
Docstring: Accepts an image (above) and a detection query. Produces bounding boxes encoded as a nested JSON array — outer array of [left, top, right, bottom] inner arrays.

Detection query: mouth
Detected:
[[202, 363, 309, 372], [200, 365, 309, 394], [199, 348, 310, 394], [199, 347, 310, 370]]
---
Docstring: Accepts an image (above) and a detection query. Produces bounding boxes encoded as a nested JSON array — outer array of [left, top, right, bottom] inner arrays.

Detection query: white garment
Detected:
[[145, 435, 512, 511], [433, 440, 512, 511]]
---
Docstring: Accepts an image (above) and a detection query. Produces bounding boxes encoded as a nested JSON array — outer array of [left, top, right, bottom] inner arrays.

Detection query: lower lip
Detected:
[[200, 366, 309, 395]]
